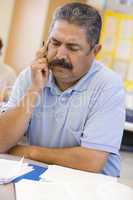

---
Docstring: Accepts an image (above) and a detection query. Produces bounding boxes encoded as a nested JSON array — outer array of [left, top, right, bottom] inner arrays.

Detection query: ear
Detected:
[[93, 44, 102, 56]]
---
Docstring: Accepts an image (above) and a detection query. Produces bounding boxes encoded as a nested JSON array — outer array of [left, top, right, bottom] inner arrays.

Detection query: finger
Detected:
[[36, 50, 46, 58], [32, 65, 49, 77], [31, 63, 48, 71], [38, 58, 47, 64], [31, 58, 47, 66], [36, 58, 47, 64]]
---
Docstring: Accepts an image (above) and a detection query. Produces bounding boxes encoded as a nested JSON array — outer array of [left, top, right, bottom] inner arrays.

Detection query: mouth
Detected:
[[52, 66, 68, 72], [51, 66, 71, 78]]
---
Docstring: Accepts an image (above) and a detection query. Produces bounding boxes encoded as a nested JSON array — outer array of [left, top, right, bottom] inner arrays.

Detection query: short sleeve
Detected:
[[81, 83, 125, 155], [1, 68, 31, 112]]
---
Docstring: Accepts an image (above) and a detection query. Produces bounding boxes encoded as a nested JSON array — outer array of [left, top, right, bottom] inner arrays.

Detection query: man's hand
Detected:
[[31, 44, 49, 92]]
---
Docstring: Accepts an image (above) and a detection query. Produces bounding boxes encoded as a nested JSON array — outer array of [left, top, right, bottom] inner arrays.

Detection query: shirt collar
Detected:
[[46, 71, 62, 95], [46, 60, 102, 94], [72, 60, 102, 92]]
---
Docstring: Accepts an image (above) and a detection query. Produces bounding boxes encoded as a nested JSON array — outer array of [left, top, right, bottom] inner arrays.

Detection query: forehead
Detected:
[[49, 20, 88, 44]]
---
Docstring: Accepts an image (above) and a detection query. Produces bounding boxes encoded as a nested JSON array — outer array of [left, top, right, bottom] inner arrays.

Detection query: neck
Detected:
[[55, 79, 77, 91]]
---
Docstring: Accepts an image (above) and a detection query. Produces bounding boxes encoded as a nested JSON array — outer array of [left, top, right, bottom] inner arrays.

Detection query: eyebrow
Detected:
[[51, 37, 81, 48], [51, 37, 61, 43]]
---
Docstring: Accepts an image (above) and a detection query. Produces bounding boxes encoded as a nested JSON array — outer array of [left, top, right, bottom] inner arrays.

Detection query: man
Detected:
[[0, 38, 16, 102], [0, 3, 125, 177]]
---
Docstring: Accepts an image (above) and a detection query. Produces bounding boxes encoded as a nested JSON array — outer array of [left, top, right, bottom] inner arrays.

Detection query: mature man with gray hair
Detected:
[[0, 3, 125, 177]]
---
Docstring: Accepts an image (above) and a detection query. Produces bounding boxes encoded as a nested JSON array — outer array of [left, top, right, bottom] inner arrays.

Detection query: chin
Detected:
[[54, 73, 69, 81]]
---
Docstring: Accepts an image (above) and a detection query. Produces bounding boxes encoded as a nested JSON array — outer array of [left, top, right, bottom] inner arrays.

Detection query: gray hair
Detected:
[[49, 2, 102, 49]]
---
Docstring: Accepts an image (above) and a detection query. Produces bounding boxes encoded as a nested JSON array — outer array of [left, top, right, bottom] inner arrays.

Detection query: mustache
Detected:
[[48, 58, 73, 70]]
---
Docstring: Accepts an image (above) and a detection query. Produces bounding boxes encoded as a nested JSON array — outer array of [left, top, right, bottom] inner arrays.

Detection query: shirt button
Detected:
[[60, 96, 67, 104]]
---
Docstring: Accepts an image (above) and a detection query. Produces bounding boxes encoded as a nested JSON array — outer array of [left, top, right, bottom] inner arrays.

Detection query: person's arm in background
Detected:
[[3, 67, 17, 102], [0, 86, 12, 102], [0, 90, 7, 102], [0, 65, 17, 102], [0, 87, 14, 102], [0, 47, 48, 153]]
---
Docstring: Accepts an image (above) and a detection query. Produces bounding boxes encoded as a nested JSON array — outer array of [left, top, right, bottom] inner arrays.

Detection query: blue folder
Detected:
[[13, 164, 48, 183]]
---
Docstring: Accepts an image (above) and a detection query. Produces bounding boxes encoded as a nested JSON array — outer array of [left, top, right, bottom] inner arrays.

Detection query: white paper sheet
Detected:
[[0, 158, 34, 184], [16, 180, 72, 200], [40, 165, 117, 183], [15, 179, 133, 200]]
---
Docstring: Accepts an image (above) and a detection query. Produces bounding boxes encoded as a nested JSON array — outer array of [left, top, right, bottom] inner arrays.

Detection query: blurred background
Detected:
[[0, 0, 133, 186]]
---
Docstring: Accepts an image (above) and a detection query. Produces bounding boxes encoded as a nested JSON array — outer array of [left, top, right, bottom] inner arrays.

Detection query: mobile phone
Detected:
[[42, 40, 49, 58], [41, 41, 49, 74]]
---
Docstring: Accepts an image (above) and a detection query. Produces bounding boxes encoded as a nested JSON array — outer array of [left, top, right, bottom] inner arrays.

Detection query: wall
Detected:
[[5, 0, 50, 73], [0, 0, 15, 60], [87, 0, 107, 10]]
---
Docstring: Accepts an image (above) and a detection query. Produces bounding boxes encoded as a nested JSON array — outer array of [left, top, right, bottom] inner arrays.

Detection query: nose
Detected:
[[56, 44, 68, 60]]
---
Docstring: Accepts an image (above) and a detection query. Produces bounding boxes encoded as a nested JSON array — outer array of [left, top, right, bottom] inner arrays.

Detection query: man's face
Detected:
[[47, 20, 99, 84]]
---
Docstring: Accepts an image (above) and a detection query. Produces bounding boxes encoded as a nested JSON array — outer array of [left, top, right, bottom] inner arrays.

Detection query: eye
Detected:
[[67, 46, 80, 52], [50, 40, 60, 47]]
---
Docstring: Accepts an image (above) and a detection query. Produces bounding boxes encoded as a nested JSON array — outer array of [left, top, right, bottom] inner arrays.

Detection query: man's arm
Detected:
[[0, 46, 49, 153], [8, 144, 108, 173], [0, 86, 39, 152]]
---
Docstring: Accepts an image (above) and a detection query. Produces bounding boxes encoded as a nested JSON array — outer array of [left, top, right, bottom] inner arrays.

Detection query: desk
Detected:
[[0, 154, 47, 200], [0, 183, 14, 200], [0, 154, 133, 200]]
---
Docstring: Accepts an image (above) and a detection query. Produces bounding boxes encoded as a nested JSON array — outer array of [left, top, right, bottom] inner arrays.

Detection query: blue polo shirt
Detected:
[[3, 60, 125, 177]]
